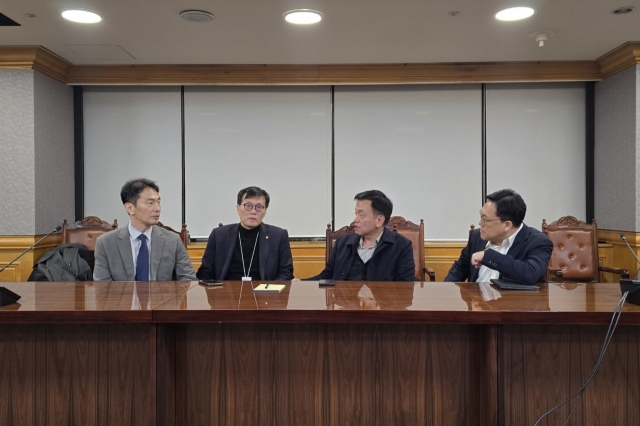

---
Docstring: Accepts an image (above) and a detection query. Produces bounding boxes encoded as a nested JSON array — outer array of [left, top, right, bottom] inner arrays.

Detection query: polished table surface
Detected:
[[0, 280, 197, 322], [3, 280, 640, 426], [2, 280, 639, 323]]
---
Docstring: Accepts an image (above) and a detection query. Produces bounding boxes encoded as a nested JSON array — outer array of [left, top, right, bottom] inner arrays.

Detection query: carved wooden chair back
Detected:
[[61, 216, 118, 251], [156, 222, 189, 247]]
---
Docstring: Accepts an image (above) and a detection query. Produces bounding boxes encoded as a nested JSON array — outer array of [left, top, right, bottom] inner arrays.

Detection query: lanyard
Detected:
[[239, 231, 259, 279]]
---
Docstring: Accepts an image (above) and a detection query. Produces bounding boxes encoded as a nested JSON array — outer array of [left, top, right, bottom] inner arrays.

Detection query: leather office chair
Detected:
[[61, 216, 118, 251], [325, 216, 436, 282], [156, 222, 189, 247], [542, 216, 629, 282]]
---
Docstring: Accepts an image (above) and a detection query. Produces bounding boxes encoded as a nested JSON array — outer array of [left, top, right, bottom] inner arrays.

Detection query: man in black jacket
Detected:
[[310, 190, 415, 282], [197, 186, 293, 281]]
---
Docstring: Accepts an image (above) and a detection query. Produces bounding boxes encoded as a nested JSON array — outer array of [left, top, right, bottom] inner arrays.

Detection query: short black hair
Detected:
[[120, 178, 159, 205], [354, 190, 393, 224], [486, 189, 526, 227], [237, 186, 270, 208]]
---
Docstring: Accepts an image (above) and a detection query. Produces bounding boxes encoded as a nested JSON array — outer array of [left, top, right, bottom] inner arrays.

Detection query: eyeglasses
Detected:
[[479, 210, 502, 225], [242, 203, 266, 213]]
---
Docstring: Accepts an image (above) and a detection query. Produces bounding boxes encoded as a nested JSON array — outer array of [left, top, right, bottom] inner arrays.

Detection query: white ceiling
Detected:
[[1, 0, 639, 65]]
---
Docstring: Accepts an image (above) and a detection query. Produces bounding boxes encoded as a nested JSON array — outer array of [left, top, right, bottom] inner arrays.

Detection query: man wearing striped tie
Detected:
[[93, 178, 196, 282]]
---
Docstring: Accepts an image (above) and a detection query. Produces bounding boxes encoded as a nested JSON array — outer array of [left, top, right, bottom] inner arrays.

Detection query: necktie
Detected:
[[136, 234, 149, 281]]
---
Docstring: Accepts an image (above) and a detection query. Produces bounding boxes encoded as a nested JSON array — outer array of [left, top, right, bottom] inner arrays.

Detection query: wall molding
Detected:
[[2, 43, 639, 85], [65, 61, 603, 85], [597, 42, 640, 79], [0, 46, 71, 83]]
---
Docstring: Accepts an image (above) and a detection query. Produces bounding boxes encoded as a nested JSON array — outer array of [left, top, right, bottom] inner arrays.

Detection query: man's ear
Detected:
[[124, 202, 134, 216]]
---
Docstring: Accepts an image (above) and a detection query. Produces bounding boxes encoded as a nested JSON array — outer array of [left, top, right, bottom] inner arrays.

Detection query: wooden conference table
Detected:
[[1, 280, 640, 426]]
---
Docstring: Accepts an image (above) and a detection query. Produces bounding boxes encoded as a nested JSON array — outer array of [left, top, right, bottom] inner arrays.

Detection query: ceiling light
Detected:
[[283, 9, 323, 25], [61, 10, 101, 24], [180, 10, 214, 23], [612, 7, 634, 14], [495, 7, 534, 21]]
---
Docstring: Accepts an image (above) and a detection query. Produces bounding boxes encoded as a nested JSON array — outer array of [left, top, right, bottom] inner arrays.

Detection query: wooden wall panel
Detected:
[[0, 231, 634, 283], [598, 229, 640, 282], [0, 234, 61, 282]]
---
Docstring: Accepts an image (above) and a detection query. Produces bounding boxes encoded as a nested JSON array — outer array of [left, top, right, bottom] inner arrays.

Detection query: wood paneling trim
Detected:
[[597, 42, 640, 79], [66, 65, 321, 85], [318, 61, 603, 84], [5, 43, 640, 84], [3, 233, 633, 283], [65, 61, 603, 85], [0, 234, 61, 281], [598, 228, 640, 280], [0, 46, 71, 83]]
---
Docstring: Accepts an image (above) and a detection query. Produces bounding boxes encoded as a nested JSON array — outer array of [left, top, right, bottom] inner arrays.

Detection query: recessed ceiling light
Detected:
[[180, 10, 214, 23], [612, 6, 634, 15], [495, 7, 534, 21], [61, 10, 101, 24], [283, 9, 323, 25]]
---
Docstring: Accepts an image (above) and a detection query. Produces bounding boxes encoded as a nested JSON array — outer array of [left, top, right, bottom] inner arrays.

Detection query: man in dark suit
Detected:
[[445, 189, 553, 286], [309, 190, 415, 281], [197, 186, 293, 281], [94, 178, 197, 282]]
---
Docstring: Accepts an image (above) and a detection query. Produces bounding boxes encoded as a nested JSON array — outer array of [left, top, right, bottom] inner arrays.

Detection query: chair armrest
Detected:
[[599, 266, 630, 279], [547, 267, 562, 282], [424, 267, 436, 282]]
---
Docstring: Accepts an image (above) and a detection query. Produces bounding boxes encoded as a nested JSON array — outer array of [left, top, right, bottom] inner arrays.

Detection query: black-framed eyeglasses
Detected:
[[242, 203, 265, 213], [479, 210, 501, 225]]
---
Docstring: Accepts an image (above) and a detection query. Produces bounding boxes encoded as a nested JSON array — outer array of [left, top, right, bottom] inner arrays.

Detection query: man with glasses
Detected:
[[197, 186, 294, 281], [444, 189, 552, 285]]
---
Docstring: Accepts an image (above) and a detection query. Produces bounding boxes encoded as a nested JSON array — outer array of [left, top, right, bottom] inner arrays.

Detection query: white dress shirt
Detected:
[[476, 223, 524, 283]]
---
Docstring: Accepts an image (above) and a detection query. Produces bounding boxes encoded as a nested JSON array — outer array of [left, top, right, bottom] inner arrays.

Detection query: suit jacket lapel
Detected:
[[221, 224, 239, 279], [258, 223, 269, 280], [150, 226, 165, 281], [116, 228, 135, 280], [505, 224, 529, 261]]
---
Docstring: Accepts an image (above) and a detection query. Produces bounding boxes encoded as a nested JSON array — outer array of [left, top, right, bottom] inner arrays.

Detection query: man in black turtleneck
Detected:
[[197, 186, 294, 281]]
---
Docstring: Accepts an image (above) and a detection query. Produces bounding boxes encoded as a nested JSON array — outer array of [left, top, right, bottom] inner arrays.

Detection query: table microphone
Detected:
[[619, 234, 640, 306], [0, 225, 61, 307]]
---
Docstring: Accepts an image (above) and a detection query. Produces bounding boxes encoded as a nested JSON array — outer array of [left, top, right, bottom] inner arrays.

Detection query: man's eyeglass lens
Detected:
[[479, 210, 500, 224], [244, 203, 265, 212]]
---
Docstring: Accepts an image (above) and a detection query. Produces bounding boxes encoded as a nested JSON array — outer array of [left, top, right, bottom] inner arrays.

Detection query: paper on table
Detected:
[[252, 284, 285, 293]]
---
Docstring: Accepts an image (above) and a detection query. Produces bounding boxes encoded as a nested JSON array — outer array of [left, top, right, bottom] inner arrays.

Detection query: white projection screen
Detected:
[[83, 87, 183, 229], [333, 85, 483, 241], [81, 83, 587, 242], [184, 86, 332, 238], [486, 83, 586, 229]]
